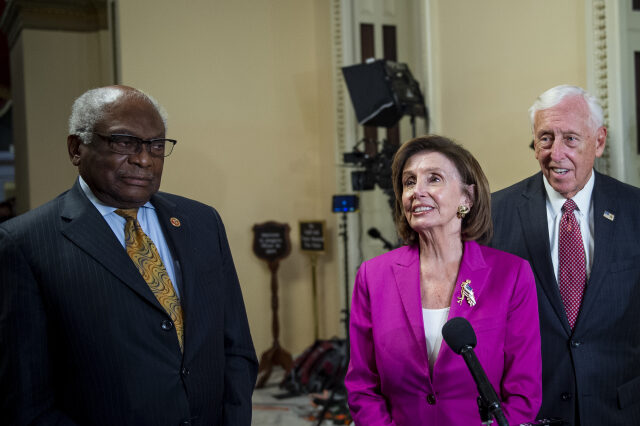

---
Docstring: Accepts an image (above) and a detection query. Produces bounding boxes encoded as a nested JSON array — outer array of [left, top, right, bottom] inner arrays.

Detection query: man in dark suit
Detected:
[[0, 85, 258, 425], [491, 85, 640, 426]]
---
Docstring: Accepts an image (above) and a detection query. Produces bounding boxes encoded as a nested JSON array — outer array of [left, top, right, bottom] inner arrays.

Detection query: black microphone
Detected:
[[367, 227, 393, 250], [442, 317, 509, 426]]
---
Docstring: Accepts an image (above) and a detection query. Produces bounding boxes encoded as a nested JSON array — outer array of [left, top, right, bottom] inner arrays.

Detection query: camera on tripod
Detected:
[[342, 139, 397, 192]]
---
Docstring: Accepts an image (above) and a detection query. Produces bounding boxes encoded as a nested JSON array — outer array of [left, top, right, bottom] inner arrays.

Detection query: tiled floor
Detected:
[[251, 366, 352, 425], [252, 387, 315, 425], [251, 368, 315, 425]]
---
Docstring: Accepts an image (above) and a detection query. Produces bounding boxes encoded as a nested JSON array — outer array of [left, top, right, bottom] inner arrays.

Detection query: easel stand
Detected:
[[256, 259, 293, 388], [309, 254, 319, 341]]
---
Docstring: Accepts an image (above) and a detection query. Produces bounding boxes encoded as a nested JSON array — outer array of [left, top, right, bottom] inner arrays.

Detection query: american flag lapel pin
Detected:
[[603, 211, 615, 221]]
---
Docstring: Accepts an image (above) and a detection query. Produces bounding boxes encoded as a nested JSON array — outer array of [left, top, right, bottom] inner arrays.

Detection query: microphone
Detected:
[[442, 317, 509, 426], [367, 227, 393, 250]]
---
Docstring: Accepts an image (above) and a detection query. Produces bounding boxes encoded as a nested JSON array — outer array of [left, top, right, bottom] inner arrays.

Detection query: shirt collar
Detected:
[[542, 170, 595, 217], [78, 176, 154, 217]]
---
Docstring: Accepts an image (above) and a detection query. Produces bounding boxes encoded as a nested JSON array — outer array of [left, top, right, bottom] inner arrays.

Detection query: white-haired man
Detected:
[[0, 85, 258, 425], [491, 85, 640, 426]]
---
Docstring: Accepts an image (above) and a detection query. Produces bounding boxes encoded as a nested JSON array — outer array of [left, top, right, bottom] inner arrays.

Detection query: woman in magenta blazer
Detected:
[[345, 135, 542, 425]]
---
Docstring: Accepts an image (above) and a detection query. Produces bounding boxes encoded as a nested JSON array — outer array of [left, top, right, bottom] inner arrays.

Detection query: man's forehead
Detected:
[[102, 97, 161, 119], [96, 98, 165, 134], [534, 102, 591, 131], [534, 124, 583, 135]]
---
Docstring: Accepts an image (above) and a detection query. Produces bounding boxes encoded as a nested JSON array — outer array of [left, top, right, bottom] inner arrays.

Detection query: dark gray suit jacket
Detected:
[[0, 181, 258, 426], [490, 171, 640, 426]]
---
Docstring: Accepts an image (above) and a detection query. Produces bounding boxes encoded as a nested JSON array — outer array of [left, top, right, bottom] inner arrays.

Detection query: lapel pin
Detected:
[[457, 279, 476, 307], [603, 211, 615, 221], [170, 217, 181, 227]]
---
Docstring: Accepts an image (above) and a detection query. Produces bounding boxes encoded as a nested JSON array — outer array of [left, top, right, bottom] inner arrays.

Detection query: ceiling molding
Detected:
[[1, 0, 107, 48]]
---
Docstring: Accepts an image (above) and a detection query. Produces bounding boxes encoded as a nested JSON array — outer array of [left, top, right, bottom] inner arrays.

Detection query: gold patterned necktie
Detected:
[[115, 208, 184, 352]]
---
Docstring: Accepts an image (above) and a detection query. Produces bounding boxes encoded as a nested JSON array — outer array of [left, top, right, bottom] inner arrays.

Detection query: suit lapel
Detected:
[[151, 194, 194, 299], [60, 182, 162, 310], [575, 172, 617, 331], [434, 241, 490, 375], [518, 174, 570, 333], [151, 193, 197, 352], [392, 246, 429, 367], [392, 247, 425, 346], [447, 241, 490, 321]]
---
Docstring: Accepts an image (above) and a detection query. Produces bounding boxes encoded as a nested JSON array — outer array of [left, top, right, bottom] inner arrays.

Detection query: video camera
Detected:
[[342, 139, 397, 192]]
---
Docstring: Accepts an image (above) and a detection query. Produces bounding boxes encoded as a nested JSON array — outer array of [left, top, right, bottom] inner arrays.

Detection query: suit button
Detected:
[[179, 421, 191, 426], [426, 394, 436, 405], [561, 392, 572, 401], [161, 319, 174, 331], [570, 340, 582, 348], [181, 367, 190, 376]]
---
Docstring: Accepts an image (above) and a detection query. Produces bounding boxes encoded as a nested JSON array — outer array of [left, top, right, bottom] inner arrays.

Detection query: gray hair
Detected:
[[68, 86, 168, 144], [528, 85, 604, 131]]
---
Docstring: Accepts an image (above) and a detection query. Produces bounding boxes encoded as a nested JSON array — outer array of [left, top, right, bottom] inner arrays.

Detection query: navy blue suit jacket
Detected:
[[0, 181, 258, 425], [490, 171, 640, 426]]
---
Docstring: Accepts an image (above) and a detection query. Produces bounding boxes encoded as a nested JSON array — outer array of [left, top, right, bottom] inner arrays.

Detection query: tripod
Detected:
[[315, 212, 352, 425]]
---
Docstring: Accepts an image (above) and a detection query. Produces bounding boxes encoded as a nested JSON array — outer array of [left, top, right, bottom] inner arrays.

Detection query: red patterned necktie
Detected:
[[558, 199, 586, 329], [115, 208, 184, 351]]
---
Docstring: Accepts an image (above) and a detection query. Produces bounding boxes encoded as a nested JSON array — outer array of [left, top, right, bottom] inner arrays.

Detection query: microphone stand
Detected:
[[459, 345, 509, 426], [340, 212, 351, 351], [367, 227, 393, 251], [477, 396, 509, 426], [315, 212, 351, 425], [443, 318, 510, 426]]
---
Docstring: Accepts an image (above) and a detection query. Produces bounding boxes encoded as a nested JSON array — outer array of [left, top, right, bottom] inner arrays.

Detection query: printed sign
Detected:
[[299, 221, 325, 253], [252, 221, 291, 262]]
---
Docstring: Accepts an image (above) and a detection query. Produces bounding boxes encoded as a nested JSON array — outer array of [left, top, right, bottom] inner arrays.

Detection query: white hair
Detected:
[[68, 86, 168, 144], [528, 85, 604, 131]]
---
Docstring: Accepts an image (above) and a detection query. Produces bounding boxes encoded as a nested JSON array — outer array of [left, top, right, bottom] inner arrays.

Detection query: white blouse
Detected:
[[422, 307, 450, 374]]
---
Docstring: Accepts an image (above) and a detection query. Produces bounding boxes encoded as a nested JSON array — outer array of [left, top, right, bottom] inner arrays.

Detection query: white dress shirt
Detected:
[[543, 171, 595, 282]]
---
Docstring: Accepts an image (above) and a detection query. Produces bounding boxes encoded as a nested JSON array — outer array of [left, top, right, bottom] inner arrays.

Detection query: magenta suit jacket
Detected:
[[345, 240, 542, 425]]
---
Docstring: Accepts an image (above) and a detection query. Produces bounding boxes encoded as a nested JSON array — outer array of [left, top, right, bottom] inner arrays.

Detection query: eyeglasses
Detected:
[[91, 133, 177, 157]]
